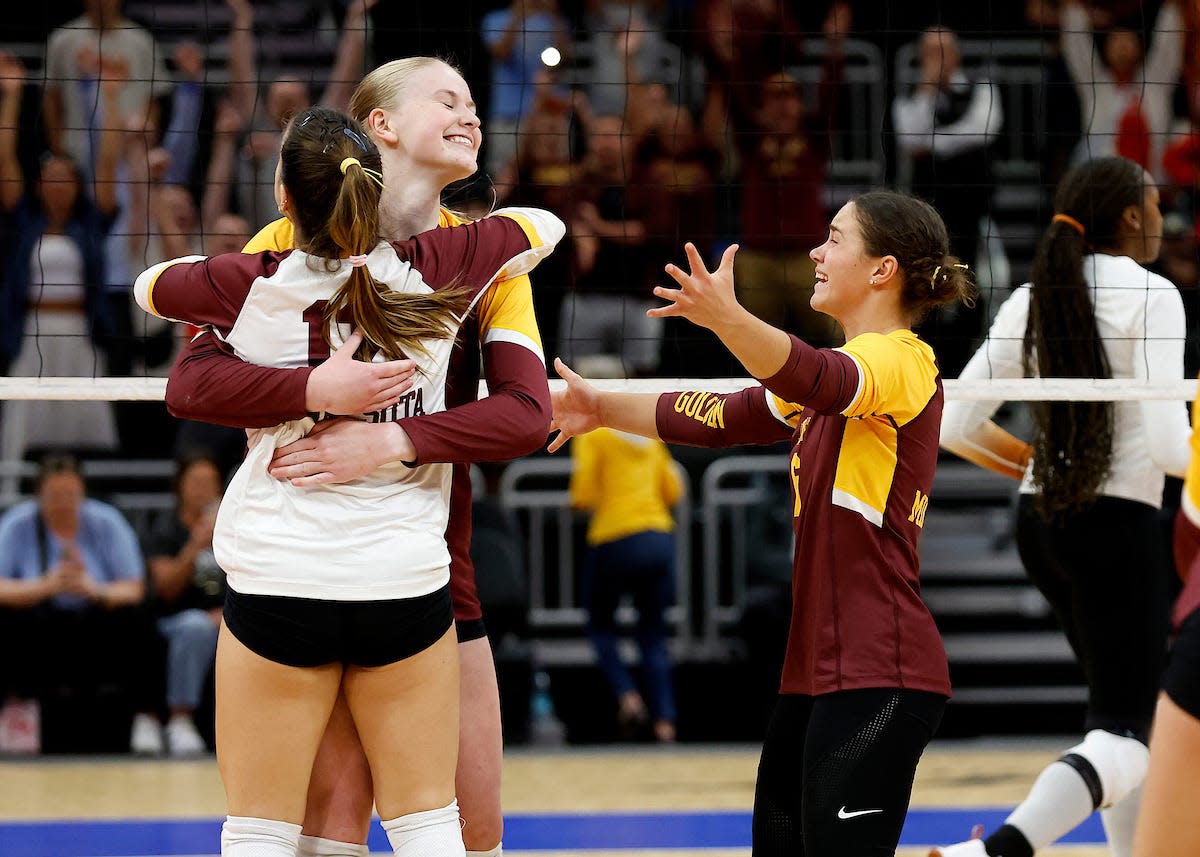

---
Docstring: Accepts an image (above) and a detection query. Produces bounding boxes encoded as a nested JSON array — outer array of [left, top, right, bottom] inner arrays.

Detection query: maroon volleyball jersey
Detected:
[[656, 331, 951, 697]]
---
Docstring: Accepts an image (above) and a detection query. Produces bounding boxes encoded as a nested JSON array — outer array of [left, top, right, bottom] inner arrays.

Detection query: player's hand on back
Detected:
[[305, 330, 417, 416]]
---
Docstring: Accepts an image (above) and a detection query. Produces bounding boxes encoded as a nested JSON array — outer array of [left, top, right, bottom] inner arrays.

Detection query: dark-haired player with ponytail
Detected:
[[551, 190, 976, 856], [937, 156, 1190, 857], [133, 106, 563, 857]]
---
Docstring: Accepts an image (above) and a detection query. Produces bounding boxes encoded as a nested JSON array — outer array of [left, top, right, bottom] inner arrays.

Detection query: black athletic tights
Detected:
[[752, 688, 946, 857]]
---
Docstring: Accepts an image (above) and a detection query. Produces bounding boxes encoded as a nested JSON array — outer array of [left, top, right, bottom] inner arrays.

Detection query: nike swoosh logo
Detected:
[[838, 806, 884, 819]]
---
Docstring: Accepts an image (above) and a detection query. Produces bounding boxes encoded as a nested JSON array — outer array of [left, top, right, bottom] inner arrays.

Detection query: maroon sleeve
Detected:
[[150, 252, 281, 334], [655, 387, 794, 448], [401, 340, 550, 464], [759, 334, 860, 415], [391, 218, 532, 294], [165, 331, 312, 428]]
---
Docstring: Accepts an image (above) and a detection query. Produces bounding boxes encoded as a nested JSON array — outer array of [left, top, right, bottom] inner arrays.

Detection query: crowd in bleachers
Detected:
[[3, 0, 1200, 753]]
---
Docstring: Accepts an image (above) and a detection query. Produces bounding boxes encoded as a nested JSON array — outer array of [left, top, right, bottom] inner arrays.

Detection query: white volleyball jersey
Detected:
[[136, 208, 564, 600]]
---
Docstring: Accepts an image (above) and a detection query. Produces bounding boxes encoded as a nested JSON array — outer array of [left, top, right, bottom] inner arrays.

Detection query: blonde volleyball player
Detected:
[[163, 58, 544, 857], [550, 191, 974, 856], [135, 105, 563, 857], [937, 157, 1190, 857]]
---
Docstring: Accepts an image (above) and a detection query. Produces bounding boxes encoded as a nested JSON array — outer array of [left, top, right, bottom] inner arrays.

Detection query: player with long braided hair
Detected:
[[938, 156, 1190, 857]]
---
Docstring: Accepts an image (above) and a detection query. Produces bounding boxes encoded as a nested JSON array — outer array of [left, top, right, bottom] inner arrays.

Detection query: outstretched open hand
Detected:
[[548, 358, 602, 453], [649, 243, 741, 332]]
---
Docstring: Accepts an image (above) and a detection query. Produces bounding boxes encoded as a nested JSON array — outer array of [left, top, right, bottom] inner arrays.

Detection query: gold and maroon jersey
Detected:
[[656, 330, 951, 697], [136, 209, 562, 602]]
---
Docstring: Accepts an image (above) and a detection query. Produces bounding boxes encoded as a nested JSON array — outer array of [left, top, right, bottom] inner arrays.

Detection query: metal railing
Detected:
[[498, 456, 693, 644]]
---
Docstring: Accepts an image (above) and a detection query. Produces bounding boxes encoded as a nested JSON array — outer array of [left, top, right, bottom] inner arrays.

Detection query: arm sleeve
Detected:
[[164, 330, 311, 427], [655, 386, 796, 448], [1136, 285, 1191, 478], [391, 207, 564, 298], [135, 252, 265, 333], [400, 273, 552, 463], [569, 433, 599, 510], [757, 335, 865, 416], [940, 286, 1029, 466]]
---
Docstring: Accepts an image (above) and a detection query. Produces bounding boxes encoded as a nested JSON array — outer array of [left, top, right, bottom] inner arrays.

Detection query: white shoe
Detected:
[[166, 716, 207, 757], [0, 700, 40, 754], [130, 713, 164, 755]]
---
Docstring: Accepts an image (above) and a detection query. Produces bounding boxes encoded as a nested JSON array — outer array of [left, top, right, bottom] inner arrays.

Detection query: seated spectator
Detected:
[[143, 451, 226, 756], [0, 453, 164, 755], [0, 52, 120, 463]]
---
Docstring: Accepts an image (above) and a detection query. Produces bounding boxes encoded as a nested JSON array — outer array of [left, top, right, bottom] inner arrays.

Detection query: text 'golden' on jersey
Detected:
[[367, 387, 426, 423]]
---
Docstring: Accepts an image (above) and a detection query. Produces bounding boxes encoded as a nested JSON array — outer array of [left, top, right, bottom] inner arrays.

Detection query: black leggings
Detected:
[[1016, 494, 1170, 740], [752, 688, 946, 857]]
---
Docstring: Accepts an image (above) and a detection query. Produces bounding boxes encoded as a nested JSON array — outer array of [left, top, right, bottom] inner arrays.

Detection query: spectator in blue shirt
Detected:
[[0, 453, 165, 754], [481, 0, 571, 176]]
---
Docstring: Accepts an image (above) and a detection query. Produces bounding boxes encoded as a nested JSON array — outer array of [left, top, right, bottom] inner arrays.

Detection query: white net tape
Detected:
[[0, 376, 1194, 402]]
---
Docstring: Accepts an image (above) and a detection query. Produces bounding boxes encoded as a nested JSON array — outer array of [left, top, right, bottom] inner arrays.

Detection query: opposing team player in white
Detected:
[[134, 106, 563, 857]]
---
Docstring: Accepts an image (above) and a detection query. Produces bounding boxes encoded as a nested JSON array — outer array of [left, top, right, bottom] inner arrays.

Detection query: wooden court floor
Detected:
[[0, 740, 1110, 856]]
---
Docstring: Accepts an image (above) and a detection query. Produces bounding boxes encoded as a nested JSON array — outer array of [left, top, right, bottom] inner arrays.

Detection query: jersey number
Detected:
[[302, 300, 354, 366]]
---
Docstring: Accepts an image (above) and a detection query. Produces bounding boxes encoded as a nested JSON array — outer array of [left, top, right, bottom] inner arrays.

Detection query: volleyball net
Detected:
[[0, 4, 1197, 458]]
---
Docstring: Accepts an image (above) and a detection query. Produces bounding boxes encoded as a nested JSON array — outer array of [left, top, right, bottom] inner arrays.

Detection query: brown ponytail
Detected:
[[852, 190, 979, 324], [281, 106, 467, 362]]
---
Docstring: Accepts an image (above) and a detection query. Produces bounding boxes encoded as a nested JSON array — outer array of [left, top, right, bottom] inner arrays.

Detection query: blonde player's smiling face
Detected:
[[808, 202, 879, 321], [389, 63, 482, 182]]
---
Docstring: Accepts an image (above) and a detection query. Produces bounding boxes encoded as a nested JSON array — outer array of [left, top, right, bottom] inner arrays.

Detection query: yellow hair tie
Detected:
[[339, 157, 360, 175]]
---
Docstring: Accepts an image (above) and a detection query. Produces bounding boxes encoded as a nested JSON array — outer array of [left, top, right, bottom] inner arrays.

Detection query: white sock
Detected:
[[296, 834, 369, 857], [1004, 760, 1096, 850], [381, 800, 465, 857], [222, 816, 303, 857], [466, 846, 502, 857], [1100, 783, 1143, 857]]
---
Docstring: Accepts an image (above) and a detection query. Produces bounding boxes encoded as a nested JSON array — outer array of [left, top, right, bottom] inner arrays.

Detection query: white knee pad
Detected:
[[222, 816, 303, 857], [296, 834, 369, 857], [1063, 729, 1149, 809], [381, 800, 465, 857], [466, 847, 503, 857]]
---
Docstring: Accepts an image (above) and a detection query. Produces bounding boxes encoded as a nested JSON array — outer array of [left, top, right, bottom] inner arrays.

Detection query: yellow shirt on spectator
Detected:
[[570, 429, 683, 545]]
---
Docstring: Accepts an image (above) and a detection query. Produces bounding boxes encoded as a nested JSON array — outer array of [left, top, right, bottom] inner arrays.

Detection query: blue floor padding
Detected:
[[0, 809, 1106, 856]]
